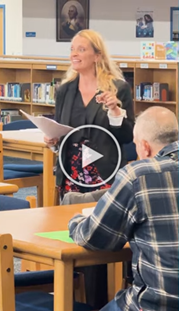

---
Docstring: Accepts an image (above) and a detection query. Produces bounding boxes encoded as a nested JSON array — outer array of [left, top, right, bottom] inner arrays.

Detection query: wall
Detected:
[[0, 0, 22, 55], [23, 0, 178, 57]]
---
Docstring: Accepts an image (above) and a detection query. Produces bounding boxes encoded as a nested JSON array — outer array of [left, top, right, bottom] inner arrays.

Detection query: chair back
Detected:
[[123, 142, 137, 163], [3, 120, 37, 131], [0, 233, 15, 311], [0, 195, 30, 211]]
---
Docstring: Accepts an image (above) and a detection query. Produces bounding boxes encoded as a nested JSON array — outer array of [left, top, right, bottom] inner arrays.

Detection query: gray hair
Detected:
[[135, 106, 178, 145]]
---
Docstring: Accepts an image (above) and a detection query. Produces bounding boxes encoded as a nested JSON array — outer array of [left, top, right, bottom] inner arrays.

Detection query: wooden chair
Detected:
[[0, 233, 53, 311], [0, 133, 43, 206], [0, 233, 93, 311], [0, 194, 37, 211], [0, 182, 19, 196], [0, 194, 86, 304]]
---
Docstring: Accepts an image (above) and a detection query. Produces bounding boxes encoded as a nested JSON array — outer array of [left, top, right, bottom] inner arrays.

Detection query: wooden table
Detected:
[[0, 203, 132, 311], [0, 130, 55, 206]]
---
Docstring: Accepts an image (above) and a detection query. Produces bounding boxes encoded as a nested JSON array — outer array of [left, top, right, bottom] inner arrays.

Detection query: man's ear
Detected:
[[141, 139, 152, 157]]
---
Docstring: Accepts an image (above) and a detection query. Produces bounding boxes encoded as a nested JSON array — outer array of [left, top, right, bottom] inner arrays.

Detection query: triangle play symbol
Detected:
[[82, 144, 104, 168]]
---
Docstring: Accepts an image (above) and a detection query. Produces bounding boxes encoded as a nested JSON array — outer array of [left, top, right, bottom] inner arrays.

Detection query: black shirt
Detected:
[[69, 89, 98, 143]]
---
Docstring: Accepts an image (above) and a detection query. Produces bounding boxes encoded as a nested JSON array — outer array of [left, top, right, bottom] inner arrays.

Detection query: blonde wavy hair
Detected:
[[61, 29, 125, 96]]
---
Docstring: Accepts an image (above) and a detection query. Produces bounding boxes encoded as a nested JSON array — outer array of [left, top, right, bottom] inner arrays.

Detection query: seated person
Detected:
[[68, 106, 179, 311]]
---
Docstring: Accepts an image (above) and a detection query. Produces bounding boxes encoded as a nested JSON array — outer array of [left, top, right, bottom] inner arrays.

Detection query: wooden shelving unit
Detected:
[[0, 56, 178, 118], [134, 60, 178, 116], [0, 57, 70, 117]]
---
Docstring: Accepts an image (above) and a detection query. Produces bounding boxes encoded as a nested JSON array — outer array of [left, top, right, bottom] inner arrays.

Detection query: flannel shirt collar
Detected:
[[156, 140, 179, 159]]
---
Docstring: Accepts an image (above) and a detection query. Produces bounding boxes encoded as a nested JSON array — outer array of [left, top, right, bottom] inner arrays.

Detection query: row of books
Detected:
[[0, 109, 23, 124], [0, 83, 31, 102], [0, 108, 55, 124], [33, 82, 60, 104], [0, 79, 61, 104], [136, 83, 169, 101], [141, 41, 179, 60]]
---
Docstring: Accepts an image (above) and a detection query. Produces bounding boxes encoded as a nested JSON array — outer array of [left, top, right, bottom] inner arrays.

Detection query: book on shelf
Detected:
[[140, 41, 179, 60], [0, 78, 61, 104], [140, 41, 155, 60], [155, 42, 166, 60], [165, 41, 178, 60], [54, 77, 62, 101], [177, 44, 179, 58], [135, 82, 169, 101], [1, 108, 19, 116], [0, 83, 31, 102], [0, 108, 23, 124], [33, 78, 62, 105], [21, 83, 31, 102]]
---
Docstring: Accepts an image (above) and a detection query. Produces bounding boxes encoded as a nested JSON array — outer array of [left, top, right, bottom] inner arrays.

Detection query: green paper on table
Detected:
[[35, 230, 74, 243]]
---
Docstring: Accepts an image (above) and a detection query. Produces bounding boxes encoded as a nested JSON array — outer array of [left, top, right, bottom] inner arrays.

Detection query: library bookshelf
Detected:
[[0, 55, 178, 121], [0, 56, 70, 119], [134, 60, 178, 116]]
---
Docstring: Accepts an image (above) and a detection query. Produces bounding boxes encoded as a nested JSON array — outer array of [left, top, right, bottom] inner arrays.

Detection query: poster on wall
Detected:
[[56, 0, 89, 42], [136, 9, 154, 38]]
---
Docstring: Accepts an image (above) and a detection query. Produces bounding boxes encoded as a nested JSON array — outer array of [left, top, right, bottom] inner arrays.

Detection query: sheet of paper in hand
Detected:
[[20, 109, 73, 139]]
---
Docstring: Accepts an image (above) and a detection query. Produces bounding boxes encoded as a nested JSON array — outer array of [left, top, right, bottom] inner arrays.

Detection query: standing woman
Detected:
[[44, 29, 134, 201], [44, 29, 134, 309]]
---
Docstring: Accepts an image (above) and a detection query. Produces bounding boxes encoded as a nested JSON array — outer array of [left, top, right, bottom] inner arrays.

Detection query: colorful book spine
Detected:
[[163, 41, 177, 60], [135, 82, 169, 101], [140, 41, 155, 59], [140, 41, 179, 60], [153, 83, 160, 101], [155, 42, 166, 60]]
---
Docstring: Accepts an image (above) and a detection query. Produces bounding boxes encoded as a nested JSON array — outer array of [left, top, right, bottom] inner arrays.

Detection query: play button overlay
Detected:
[[82, 144, 103, 168], [59, 124, 121, 188]]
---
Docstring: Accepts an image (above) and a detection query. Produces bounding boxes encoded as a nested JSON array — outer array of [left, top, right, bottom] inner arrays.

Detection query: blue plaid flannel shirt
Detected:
[[69, 141, 179, 311]]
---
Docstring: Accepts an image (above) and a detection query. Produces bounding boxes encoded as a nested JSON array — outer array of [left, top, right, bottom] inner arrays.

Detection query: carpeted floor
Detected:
[[4, 156, 38, 273]]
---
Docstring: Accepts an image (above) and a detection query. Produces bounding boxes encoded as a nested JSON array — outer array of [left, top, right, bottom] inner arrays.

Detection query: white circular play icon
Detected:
[[59, 124, 121, 188]]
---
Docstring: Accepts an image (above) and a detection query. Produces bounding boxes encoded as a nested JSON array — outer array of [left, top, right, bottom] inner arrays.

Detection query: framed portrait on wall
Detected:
[[56, 0, 89, 42]]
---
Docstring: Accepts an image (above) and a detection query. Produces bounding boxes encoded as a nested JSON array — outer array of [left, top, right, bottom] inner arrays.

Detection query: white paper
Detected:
[[20, 110, 73, 139], [82, 207, 95, 217]]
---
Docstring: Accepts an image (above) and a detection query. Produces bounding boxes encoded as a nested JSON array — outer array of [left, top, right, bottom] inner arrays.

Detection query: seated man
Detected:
[[68, 106, 179, 311]]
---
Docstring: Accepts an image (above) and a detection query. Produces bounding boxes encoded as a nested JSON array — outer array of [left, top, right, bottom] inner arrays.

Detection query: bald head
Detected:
[[134, 106, 178, 145], [134, 107, 178, 159]]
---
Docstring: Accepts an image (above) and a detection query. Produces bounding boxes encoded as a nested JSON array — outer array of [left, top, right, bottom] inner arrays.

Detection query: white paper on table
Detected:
[[20, 109, 73, 139], [82, 207, 95, 217]]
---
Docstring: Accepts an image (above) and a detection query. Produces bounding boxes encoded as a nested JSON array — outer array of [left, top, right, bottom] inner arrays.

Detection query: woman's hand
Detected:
[[44, 136, 59, 147], [96, 91, 121, 116]]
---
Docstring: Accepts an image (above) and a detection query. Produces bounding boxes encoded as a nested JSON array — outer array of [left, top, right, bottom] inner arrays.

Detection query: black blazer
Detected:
[[55, 77, 134, 187]]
